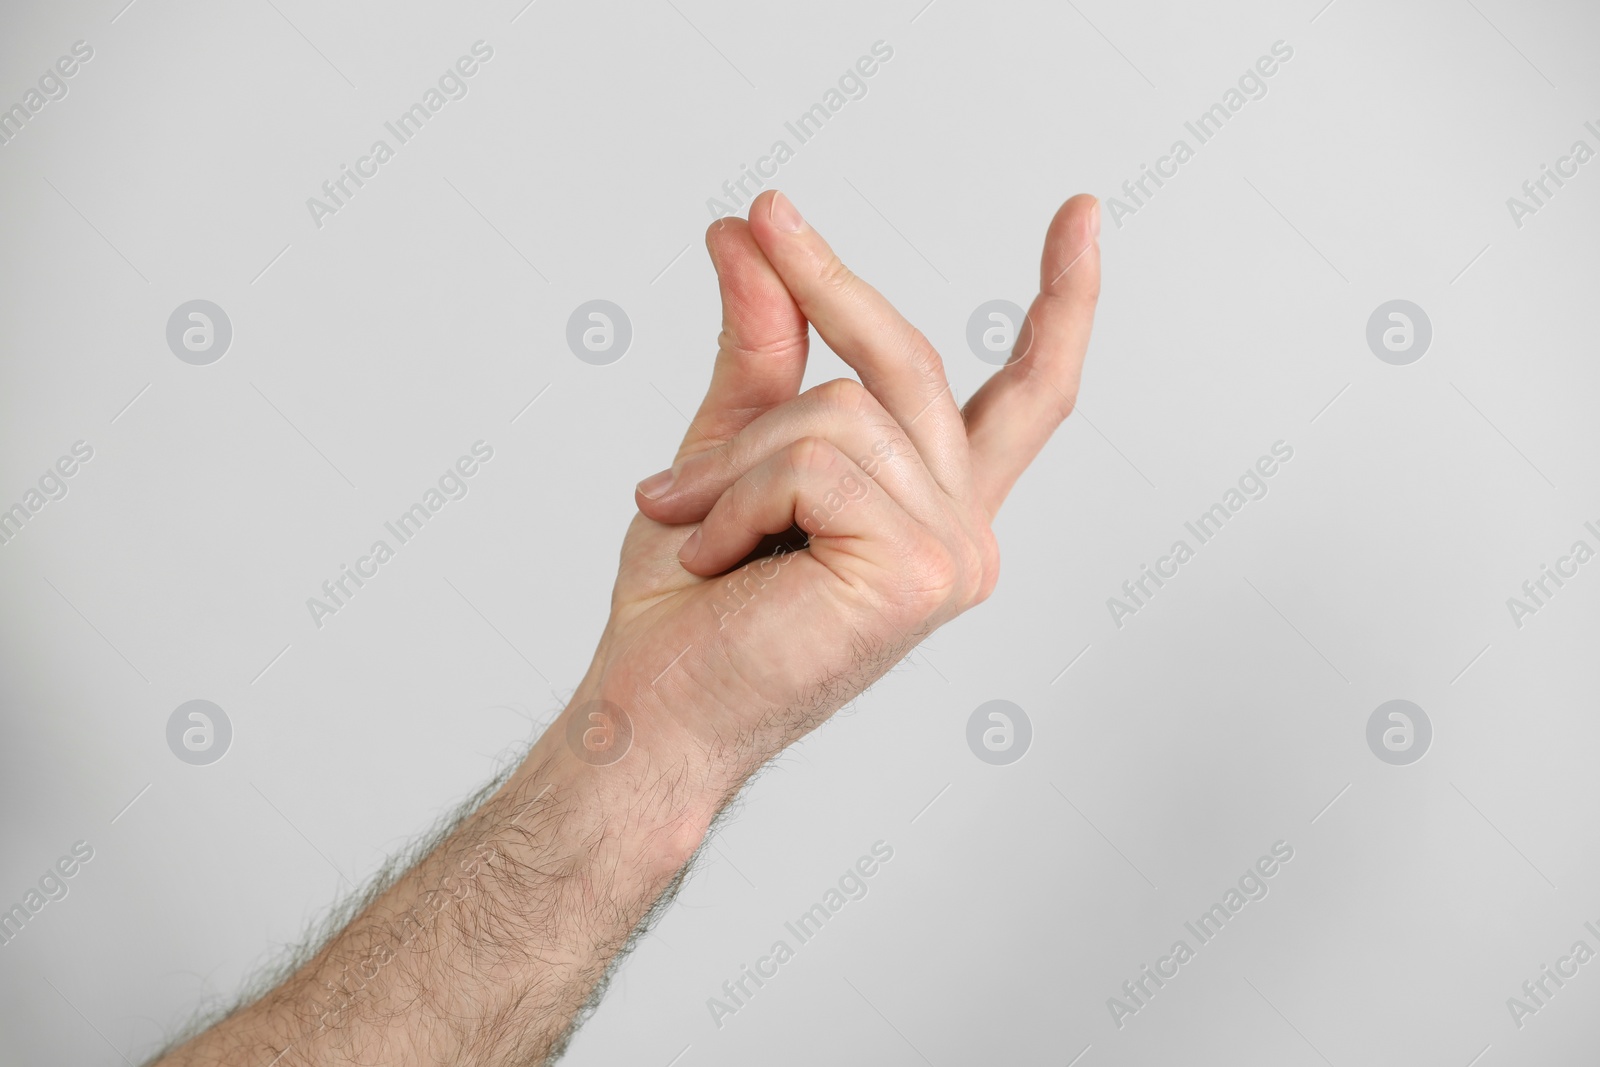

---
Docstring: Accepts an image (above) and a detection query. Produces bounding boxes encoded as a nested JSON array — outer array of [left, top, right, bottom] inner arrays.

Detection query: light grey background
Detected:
[[2, 0, 1597, 1063]]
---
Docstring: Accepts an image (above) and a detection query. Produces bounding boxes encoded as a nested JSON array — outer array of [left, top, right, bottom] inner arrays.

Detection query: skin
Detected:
[[149, 188, 1100, 1066]]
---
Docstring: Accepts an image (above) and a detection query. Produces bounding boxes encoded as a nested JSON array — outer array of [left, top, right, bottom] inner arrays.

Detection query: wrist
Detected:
[[510, 671, 733, 882]]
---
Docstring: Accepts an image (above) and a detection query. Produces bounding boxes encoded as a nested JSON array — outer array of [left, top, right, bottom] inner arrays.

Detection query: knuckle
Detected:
[[808, 380, 907, 466], [1049, 376, 1080, 421], [1059, 390, 1079, 422], [1066, 265, 1101, 306], [1018, 360, 1078, 422], [786, 435, 841, 478], [904, 522, 998, 618], [897, 327, 946, 382], [718, 325, 806, 367], [812, 376, 868, 416], [1083, 274, 1102, 305], [864, 424, 910, 472], [818, 255, 859, 298], [682, 448, 732, 491], [899, 540, 962, 618]]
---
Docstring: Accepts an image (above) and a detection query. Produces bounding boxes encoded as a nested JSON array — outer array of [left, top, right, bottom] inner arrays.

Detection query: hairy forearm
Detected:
[[147, 182, 1097, 1064], [154, 677, 729, 1066]]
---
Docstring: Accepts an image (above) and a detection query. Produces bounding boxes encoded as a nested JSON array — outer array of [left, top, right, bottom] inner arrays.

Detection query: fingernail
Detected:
[[770, 192, 804, 233], [636, 468, 674, 499], [1089, 198, 1101, 240], [678, 528, 702, 563]]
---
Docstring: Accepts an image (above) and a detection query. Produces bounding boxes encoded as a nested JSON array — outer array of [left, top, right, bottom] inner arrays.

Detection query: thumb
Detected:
[[670, 217, 810, 467]]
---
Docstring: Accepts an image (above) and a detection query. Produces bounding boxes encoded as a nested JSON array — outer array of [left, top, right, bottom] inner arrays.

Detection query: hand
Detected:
[[151, 189, 1100, 1067], [576, 188, 1102, 810]]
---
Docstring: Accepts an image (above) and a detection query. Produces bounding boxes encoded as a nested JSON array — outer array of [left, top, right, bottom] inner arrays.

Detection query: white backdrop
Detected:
[[2, 0, 1598, 1063]]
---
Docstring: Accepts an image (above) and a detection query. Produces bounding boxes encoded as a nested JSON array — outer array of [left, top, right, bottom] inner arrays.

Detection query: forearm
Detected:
[[147, 186, 1099, 1065], [155, 675, 729, 1066]]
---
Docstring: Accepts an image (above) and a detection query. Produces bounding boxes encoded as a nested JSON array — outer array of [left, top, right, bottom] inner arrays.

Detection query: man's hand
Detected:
[[586, 189, 1102, 802], [150, 190, 1099, 1066]]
